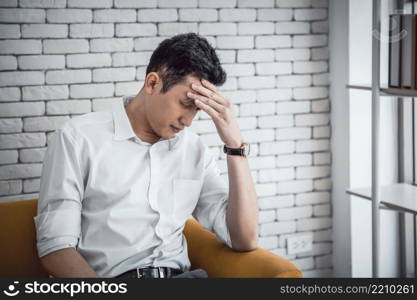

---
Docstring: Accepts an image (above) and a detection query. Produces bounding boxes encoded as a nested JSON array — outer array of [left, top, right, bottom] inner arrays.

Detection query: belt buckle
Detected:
[[136, 267, 143, 279], [158, 267, 165, 278]]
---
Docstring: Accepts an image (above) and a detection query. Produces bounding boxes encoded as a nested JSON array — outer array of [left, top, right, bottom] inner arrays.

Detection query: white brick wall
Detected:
[[0, 87, 21, 102], [276, 22, 310, 34], [0, 0, 331, 276], [43, 39, 89, 54], [0, 39, 42, 54], [238, 49, 274, 62], [276, 205, 313, 221], [276, 127, 311, 140], [277, 101, 310, 114], [0, 102, 45, 117], [219, 9, 255, 22], [217, 36, 253, 49], [92, 67, 136, 82], [258, 236, 278, 249], [276, 154, 312, 167], [0, 150, 18, 164], [22, 85, 68, 100], [46, 9, 92, 23], [116, 24, 157, 37], [0, 56, 16, 70], [276, 48, 310, 61], [18, 55, 65, 70], [23, 116, 69, 131], [70, 24, 114, 38], [277, 75, 311, 88], [257, 9, 293, 21], [94, 9, 137, 23], [259, 195, 294, 209], [21, 24, 67, 38], [0, 71, 44, 86], [67, 53, 111, 68], [0, 25, 20, 39], [256, 35, 291, 48], [0, 118, 22, 133]]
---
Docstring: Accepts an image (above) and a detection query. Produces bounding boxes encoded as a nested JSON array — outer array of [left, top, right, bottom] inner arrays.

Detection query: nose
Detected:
[[179, 111, 196, 127]]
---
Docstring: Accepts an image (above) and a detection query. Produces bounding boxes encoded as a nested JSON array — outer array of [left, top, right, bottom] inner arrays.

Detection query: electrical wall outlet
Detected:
[[286, 234, 313, 255]]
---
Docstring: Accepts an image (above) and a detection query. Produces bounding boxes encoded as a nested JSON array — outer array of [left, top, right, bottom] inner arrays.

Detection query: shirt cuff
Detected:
[[36, 236, 78, 258], [34, 209, 81, 257]]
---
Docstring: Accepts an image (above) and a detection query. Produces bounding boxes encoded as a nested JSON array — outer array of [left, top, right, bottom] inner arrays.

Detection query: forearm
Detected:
[[188, 79, 258, 250], [226, 154, 259, 251], [40, 247, 99, 278]]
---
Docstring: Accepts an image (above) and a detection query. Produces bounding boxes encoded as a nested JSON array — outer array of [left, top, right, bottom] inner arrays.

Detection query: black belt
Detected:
[[116, 267, 183, 279]]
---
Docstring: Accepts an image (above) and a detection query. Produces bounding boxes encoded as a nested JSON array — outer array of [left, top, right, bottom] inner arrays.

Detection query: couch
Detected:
[[0, 199, 302, 278]]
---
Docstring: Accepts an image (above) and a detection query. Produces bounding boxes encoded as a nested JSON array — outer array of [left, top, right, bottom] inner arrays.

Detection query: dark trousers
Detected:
[[171, 269, 208, 278]]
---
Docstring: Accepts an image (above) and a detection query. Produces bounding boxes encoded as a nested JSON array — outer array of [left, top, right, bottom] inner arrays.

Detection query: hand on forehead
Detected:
[[187, 76, 203, 88]]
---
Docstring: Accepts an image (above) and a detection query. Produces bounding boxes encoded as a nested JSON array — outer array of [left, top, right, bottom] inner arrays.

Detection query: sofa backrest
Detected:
[[0, 199, 48, 277]]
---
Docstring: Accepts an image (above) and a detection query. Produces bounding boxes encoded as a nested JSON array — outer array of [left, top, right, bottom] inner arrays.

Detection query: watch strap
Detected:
[[223, 143, 247, 157]]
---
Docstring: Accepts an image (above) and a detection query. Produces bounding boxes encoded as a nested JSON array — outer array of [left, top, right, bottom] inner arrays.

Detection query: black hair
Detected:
[[146, 33, 226, 93]]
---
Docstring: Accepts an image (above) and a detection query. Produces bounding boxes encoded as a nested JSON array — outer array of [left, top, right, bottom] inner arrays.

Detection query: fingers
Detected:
[[187, 92, 226, 114], [191, 82, 228, 106], [201, 79, 219, 93], [194, 99, 220, 121]]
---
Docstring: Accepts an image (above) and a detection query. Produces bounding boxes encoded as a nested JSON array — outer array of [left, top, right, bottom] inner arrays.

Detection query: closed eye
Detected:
[[181, 99, 200, 111]]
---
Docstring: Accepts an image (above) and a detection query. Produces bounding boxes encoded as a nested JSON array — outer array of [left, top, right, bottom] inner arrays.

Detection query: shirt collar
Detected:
[[112, 95, 136, 141], [112, 95, 184, 150]]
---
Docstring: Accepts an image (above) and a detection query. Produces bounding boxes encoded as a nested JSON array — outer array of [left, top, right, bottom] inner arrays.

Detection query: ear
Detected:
[[144, 72, 161, 94]]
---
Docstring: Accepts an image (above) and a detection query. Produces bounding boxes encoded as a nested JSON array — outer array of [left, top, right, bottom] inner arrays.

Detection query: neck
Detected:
[[125, 90, 160, 144]]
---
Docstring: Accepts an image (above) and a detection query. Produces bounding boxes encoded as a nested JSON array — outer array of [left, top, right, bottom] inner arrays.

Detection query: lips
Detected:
[[171, 125, 183, 132]]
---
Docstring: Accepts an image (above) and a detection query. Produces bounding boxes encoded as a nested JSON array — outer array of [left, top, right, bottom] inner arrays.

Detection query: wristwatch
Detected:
[[223, 142, 250, 157]]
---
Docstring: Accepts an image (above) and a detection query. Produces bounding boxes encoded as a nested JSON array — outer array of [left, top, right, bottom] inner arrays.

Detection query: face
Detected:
[[145, 74, 202, 140]]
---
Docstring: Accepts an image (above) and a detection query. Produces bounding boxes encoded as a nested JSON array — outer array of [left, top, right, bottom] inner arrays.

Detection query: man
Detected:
[[35, 33, 258, 278]]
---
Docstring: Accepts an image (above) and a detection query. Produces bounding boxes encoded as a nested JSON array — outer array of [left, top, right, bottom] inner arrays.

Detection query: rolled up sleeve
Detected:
[[34, 127, 84, 258], [192, 146, 232, 248]]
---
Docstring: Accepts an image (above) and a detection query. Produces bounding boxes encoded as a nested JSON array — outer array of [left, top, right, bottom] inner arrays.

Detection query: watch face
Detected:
[[243, 143, 250, 156]]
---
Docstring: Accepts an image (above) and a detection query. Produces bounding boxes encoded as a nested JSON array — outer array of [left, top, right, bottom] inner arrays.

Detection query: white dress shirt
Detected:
[[34, 95, 232, 278]]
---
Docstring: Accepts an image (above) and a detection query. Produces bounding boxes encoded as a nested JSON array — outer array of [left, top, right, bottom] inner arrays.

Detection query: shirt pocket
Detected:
[[173, 179, 202, 223]]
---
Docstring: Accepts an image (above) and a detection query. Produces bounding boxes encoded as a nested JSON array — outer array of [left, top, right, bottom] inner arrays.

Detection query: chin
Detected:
[[152, 126, 170, 140], [161, 130, 175, 139]]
